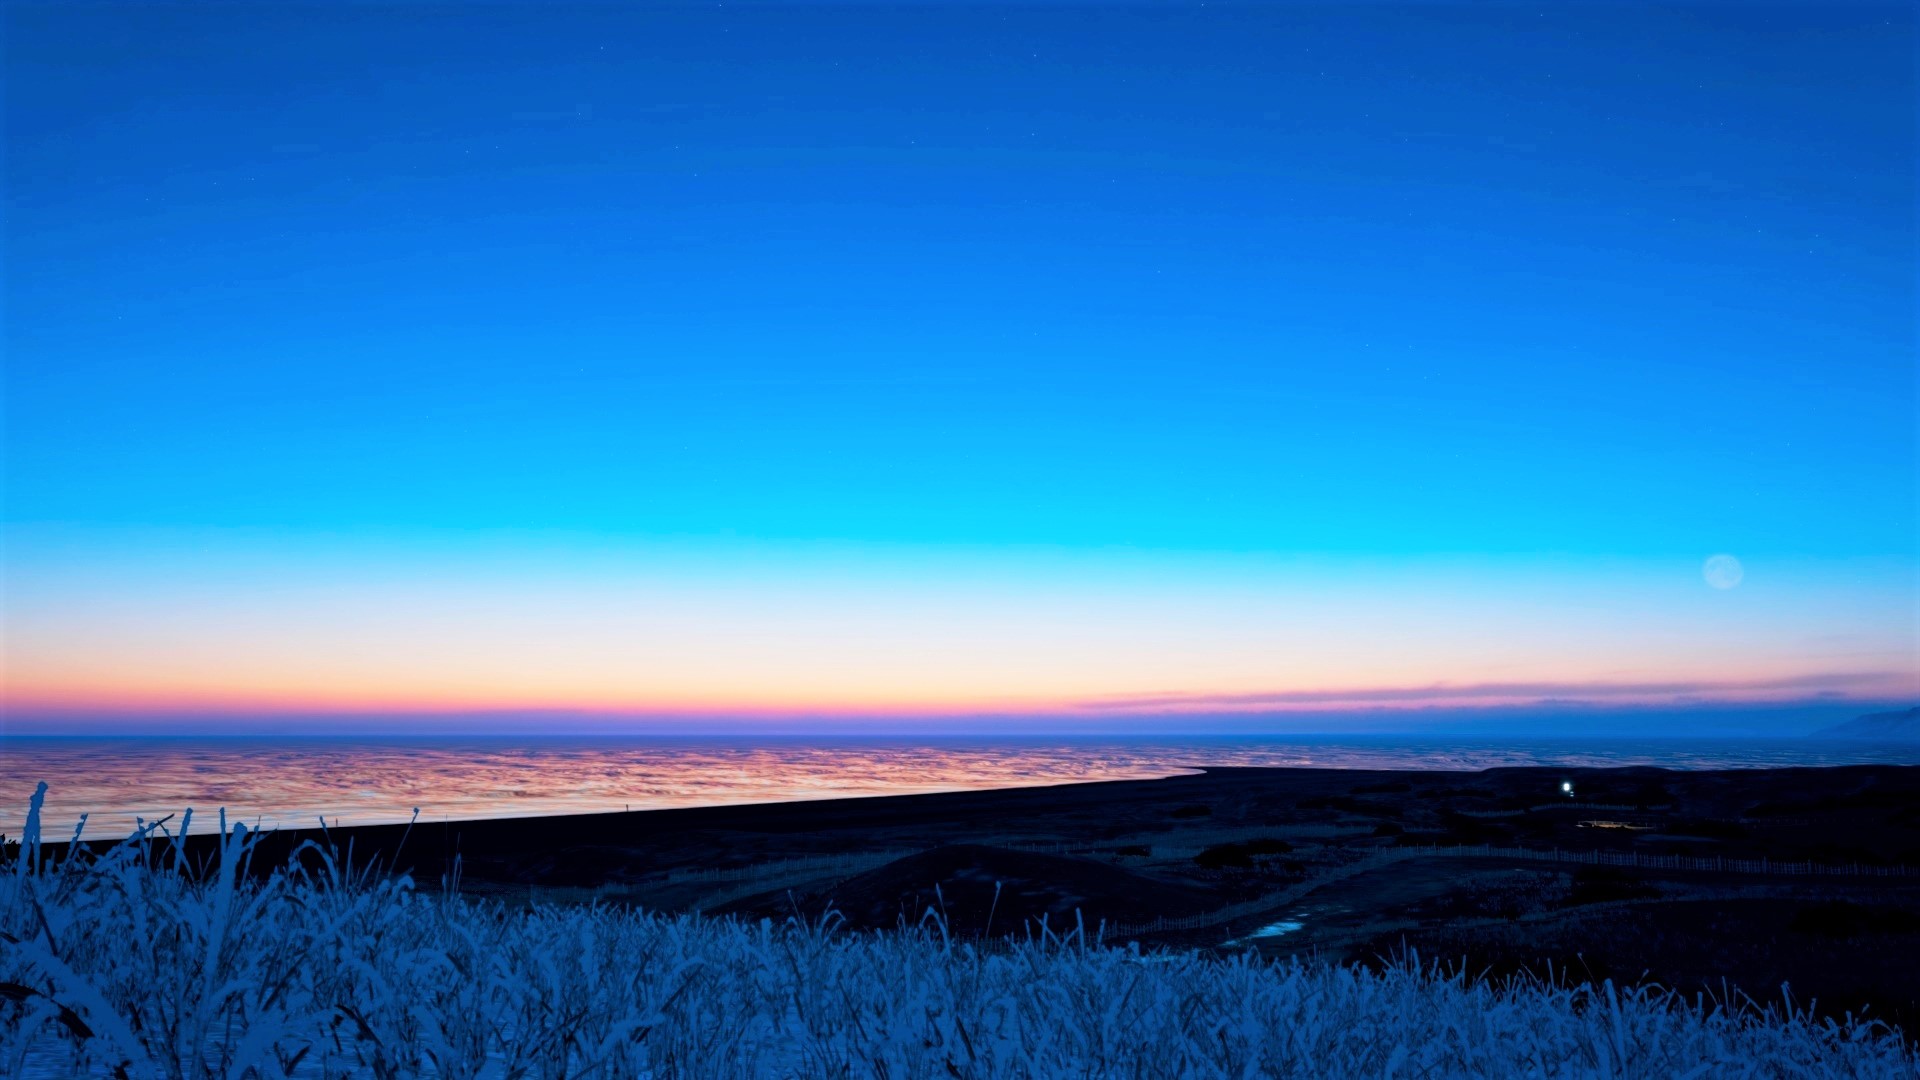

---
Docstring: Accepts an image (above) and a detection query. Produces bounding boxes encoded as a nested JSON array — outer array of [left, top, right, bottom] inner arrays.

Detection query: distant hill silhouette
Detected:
[[1811, 706, 1920, 740], [729, 844, 1218, 934]]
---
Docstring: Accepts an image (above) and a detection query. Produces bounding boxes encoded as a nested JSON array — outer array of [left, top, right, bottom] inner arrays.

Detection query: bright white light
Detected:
[[1561, 781, 1574, 796]]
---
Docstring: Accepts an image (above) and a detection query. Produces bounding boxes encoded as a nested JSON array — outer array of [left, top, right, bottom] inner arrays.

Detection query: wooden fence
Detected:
[[663, 849, 915, 885]]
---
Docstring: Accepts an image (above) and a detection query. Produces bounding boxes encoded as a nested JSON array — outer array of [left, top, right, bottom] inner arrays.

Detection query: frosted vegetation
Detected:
[[4, 785, 1914, 1079]]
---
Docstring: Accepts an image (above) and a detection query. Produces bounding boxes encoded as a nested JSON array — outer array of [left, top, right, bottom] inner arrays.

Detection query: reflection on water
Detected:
[[2, 735, 1914, 837], [1236, 919, 1307, 942]]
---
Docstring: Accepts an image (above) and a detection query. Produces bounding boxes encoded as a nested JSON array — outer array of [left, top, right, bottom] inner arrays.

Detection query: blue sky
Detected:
[[2, 3, 1913, 730]]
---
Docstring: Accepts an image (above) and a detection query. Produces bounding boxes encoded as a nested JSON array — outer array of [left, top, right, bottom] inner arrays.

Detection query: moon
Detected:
[[1703, 554, 1744, 590]]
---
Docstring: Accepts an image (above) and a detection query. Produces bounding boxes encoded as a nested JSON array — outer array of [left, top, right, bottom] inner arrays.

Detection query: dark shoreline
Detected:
[[45, 760, 1918, 881], [21, 761, 1920, 1030]]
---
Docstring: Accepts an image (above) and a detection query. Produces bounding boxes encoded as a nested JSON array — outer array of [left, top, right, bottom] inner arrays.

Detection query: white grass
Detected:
[[3, 783, 1915, 1079]]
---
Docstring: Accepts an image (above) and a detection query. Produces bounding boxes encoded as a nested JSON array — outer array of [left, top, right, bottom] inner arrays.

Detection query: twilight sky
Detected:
[[2, 4, 1914, 733]]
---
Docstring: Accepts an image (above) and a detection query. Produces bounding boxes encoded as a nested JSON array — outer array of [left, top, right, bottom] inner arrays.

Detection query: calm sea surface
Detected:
[[4, 736, 1916, 838]]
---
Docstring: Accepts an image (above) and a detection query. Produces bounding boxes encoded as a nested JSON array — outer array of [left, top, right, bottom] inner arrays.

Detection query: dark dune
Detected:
[[723, 843, 1219, 933]]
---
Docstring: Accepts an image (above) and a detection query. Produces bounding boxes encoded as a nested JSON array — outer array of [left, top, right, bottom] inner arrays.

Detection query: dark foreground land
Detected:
[[139, 764, 1920, 1031]]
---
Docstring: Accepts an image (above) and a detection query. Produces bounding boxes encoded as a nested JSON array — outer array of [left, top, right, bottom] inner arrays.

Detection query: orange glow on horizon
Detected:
[[3, 536, 1912, 730], [6, 668, 1911, 724]]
